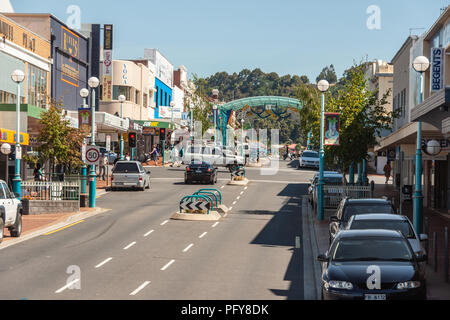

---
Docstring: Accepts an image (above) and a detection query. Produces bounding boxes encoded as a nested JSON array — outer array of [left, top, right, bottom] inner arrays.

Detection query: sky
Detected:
[[9, 0, 450, 82]]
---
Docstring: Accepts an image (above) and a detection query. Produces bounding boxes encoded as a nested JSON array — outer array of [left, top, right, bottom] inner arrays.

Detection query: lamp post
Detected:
[[317, 79, 330, 221], [11, 70, 25, 199], [213, 105, 218, 146], [412, 55, 430, 234], [118, 95, 126, 160], [79, 88, 90, 195], [170, 100, 175, 163], [87, 77, 100, 208], [1, 143, 11, 189], [241, 118, 245, 159]]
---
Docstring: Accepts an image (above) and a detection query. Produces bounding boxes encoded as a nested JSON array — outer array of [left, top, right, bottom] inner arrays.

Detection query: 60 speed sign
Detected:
[[85, 146, 100, 166]]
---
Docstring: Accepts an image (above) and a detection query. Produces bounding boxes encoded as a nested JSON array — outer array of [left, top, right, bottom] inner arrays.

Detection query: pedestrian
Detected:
[[150, 145, 159, 166], [102, 153, 108, 180], [99, 153, 106, 181], [125, 153, 131, 161], [383, 162, 392, 184], [34, 164, 44, 181]]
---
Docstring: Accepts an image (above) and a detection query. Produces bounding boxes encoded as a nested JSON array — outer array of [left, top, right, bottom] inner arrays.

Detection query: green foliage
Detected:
[[316, 64, 338, 84], [36, 100, 85, 173]]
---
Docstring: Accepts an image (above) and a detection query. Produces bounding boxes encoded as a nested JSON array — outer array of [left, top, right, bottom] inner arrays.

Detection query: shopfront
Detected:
[[0, 128, 30, 187]]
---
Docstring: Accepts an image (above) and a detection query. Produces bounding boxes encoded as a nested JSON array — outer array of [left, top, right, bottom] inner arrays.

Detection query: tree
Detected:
[[36, 100, 85, 175], [316, 64, 338, 84]]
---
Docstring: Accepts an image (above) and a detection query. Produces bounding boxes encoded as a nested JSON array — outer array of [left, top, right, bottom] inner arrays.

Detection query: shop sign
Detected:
[[143, 127, 156, 135], [430, 47, 445, 92], [61, 26, 80, 87], [0, 128, 29, 146]]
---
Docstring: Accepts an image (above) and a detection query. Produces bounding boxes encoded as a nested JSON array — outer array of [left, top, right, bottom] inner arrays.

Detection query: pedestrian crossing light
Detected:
[[129, 132, 136, 148], [160, 128, 166, 141]]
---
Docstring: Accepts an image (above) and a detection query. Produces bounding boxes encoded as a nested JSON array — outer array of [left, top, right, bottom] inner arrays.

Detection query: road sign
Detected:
[[85, 146, 100, 166], [15, 146, 22, 160], [180, 200, 211, 212], [106, 135, 111, 152]]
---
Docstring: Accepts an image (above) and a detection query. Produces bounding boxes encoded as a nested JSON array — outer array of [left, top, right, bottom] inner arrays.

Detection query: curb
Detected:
[[0, 207, 111, 251]]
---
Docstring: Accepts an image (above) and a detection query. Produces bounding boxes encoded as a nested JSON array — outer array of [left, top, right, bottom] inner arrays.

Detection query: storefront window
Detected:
[[113, 85, 131, 101]]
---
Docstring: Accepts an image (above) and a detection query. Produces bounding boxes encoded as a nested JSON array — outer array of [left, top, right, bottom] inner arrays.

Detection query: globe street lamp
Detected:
[[79, 88, 90, 195], [411, 55, 430, 234], [317, 79, 330, 221], [87, 77, 100, 208], [11, 70, 25, 199], [118, 94, 126, 160]]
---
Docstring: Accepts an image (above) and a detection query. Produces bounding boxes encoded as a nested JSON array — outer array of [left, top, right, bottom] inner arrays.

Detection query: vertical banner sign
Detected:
[[430, 47, 445, 92], [324, 113, 341, 146], [102, 24, 114, 101], [78, 108, 92, 134], [106, 135, 111, 152], [61, 26, 80, 87]]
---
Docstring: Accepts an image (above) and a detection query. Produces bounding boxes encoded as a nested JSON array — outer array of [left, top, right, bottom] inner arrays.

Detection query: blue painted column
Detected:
[[357, 162, 363, 186], [81, 165, 87, 194], [362, 159, 367, 186], [89, 89, 96, 208], [349, 163, 355, 185], [12, 82, 21, 199], [318, 93, 325, 221]]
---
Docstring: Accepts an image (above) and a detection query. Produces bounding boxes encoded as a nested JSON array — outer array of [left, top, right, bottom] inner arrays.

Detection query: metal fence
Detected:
[[21, 181, 81, 201], [323, 185, 373, 208]]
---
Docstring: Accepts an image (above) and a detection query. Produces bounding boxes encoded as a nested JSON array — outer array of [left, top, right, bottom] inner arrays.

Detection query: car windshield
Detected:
[[332, 238, 414, 262], [113, 163, 139, 173], [324, 177, 343, 185], [302, 152, 319, 158], [349, 220, 416, 239], [343, 204, 393, 222], [190, 162, 211, 169]]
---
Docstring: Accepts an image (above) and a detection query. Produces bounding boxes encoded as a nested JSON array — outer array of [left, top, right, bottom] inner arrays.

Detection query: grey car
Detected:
[[111, 161, 150, 191], [346, 214, 428, 257]]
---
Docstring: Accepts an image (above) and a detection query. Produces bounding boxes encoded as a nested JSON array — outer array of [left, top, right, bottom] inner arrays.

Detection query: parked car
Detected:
[[99, 148, 118, 164], [182, 145, 245, 172], [299, 150, 319, 169], [346, 214, 428, 257], [185, 161, 218, 185], [310, 172, 345, 209], [318, 229, 427, 300], [0, 180, 22, 243], [329, 198, 397, 243], [111, 161, 150, 191]]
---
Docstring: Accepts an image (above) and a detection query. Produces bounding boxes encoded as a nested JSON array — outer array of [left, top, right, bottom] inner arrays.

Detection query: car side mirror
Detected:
[[330, 216, 340, 223], [416, 254, 427, 263], [419, 234, 428, 241], [14, 193, 20, 199], [317, 254, 328, 263]]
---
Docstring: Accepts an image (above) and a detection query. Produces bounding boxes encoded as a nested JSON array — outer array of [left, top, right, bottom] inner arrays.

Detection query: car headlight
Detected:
[[325, 281, 354, 290], [396, 281, 421, 290]]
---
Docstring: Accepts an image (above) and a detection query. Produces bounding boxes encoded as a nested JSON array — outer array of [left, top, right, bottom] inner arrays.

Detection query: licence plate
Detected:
[[365, 294, 386, 301], [196, 170, 202, 173], [115, 182, 124, 186]]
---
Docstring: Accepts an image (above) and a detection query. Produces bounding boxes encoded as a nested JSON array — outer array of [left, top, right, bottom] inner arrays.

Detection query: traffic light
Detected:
[[160, 128, 166, 141], [128, 132, 137, 148]]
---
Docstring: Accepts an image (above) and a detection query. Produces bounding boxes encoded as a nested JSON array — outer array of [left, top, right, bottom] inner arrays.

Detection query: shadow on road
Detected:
[[246, 183, 309, 300]]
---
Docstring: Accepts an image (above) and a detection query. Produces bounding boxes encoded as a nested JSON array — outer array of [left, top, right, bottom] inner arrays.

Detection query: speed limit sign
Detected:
[[85, 146, 100, 166]]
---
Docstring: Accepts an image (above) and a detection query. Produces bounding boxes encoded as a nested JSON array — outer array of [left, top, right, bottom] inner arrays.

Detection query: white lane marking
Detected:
[[212, 222, 219, 228], [233, 201, 237, 205], [124, 242, 137, 250], [221, 186, 225, 189], [229, 207, 233, 211], [244, 187, 248, 190], [199, 232, 208, 239], [144, 230, 154, 237], [161, 220, 169, 226], [224, 213, 228, 218], [95, 257, 113, 269], [240, 191, 244, 195], [237, 196, 241, 200], [161, 259, 176, 271], [55, 279, 80, 294], [296, 236, 301, 249], [130, 281, 151, 296], [183, 244, 194, 253]]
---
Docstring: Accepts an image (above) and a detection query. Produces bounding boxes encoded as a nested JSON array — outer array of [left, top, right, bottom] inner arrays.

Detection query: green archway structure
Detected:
[[216, 96, 303, 146]]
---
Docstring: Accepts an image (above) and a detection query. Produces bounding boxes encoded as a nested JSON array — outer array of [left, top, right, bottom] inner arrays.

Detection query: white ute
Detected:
[[0, 180, 23, 243]]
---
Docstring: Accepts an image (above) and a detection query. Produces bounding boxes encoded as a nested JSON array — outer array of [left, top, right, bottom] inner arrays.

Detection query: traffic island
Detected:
[[171, 210, 222, 221], [172, 189, 224, 221], [227, 166, 249, 186], [227, 177, 249, 186]]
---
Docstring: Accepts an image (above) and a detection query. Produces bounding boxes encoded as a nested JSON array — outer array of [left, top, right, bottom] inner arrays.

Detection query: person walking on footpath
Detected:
[[383, 162, 392, 184], [125, 153, 131, 161], [149, 145, 159, 166], [99, 153, 107, 181]]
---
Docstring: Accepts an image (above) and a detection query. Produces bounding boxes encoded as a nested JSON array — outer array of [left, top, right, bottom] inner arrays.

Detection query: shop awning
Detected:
[[0, 128, 29, 146], [135, 120, 176, 130]]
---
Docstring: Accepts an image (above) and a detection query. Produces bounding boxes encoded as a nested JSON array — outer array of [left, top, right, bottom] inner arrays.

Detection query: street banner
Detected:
[[102, 49, 113, 101], [324, 113, 340, 146], [106, 135, 111, 152], [430, 47, 445, 92], [78, 108, 92, 134]]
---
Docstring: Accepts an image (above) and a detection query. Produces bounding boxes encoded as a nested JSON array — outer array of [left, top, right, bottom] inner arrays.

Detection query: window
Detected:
[[0, 183, 6, 199], [160, 89, 163, 106], [112, 86, 131, 101], [155, 87, 159, 106], [143, 93, 148, 107], [164, 92, 167, 106], [135, 90, 140, 104], [27, 64, 48, 108]]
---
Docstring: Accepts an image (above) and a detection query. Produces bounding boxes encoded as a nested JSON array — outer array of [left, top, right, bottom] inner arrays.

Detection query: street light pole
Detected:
[[11, 70, 25, 199], [241, 118, 245, 159], [87, 77, 100, 208], [119, 95, 126, 160], [213, 105, 218, 146], [412, 55, 430, 234], [317, 80, 330, 221], [80, 88, 90, 196]]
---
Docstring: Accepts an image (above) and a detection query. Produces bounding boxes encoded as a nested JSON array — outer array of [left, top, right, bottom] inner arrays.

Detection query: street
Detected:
[[0, 160, 317, 300]]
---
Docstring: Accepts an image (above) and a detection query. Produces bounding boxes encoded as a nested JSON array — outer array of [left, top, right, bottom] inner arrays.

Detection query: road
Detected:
[[0, 160, 318, 300]]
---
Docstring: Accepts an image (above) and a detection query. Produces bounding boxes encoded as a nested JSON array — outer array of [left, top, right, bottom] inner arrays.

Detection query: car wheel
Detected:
[[0, 217, 4, 244], [9, 212, 22, 238]]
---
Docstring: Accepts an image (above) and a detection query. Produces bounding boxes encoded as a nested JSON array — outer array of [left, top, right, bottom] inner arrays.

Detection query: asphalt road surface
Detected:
[[0, 160, 318, 300]]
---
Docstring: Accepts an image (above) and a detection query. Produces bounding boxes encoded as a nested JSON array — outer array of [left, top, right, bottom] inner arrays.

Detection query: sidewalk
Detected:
[[308, 182, 450, 299]]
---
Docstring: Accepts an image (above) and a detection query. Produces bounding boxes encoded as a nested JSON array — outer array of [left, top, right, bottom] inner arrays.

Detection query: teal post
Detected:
[[357, 162, 362, 186], [162, 140, 165, 166], [362, 159, 367, 186], [12, 81, 21, 199], [89, 89, 96, 208], [318, 92, 325, 221], [349, 163, 355, 185], [81, 165, 87, 194]]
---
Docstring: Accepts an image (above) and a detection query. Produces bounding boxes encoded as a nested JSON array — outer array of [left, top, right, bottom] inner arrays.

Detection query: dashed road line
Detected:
[[130, 281, 151, 296], [161, 260, 176, 271], [199, 232, 208, 239], [161, 220, 169, 226], [233, 201, 237, 205], [240, 191, 244, 195], [237, 196, 241, 200], [124, 242, 137, 250], [55, 279, 80, 294], [95, 257, 113, 269], [183, 244, 194, 253], [212, 222, 219, 228], [144, 230, 154, 237], [244, 187, 248, 190]]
